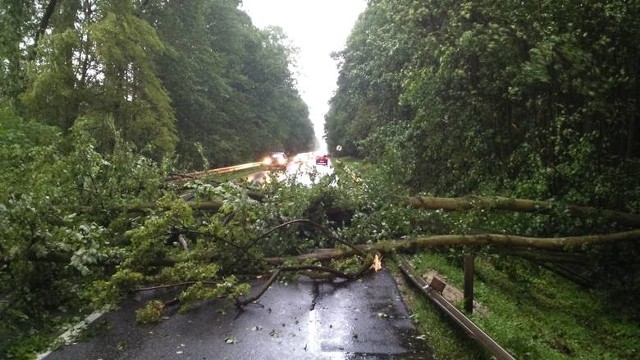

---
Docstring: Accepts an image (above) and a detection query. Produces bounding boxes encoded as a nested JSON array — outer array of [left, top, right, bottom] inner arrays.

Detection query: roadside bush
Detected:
[[0, 111, 166, 357]]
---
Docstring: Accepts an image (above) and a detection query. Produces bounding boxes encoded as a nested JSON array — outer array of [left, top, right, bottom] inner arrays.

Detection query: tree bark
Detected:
[[265, 229, 640, 264], [406, 196, 640, 228], [34, 0, 58, 51], [126, 195, 640, 229]]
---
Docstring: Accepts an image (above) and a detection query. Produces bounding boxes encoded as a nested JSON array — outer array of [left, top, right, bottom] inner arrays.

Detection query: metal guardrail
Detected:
[[398, 258, 515, 360], [165, 162, 263, 181]]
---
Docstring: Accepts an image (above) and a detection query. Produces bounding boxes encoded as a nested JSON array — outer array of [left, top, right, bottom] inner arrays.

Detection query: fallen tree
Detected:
[[14, 190, 640, 324], [122, 226, 640, 320], [265, 229, 640, 264], [18, 193, 640, 269], [15, 226, 638, 272], [406, 196, 640, 228], [128, 195, 640, 228]]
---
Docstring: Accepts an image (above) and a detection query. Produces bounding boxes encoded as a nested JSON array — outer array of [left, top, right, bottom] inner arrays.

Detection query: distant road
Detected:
[[247, 152, 335, 186]]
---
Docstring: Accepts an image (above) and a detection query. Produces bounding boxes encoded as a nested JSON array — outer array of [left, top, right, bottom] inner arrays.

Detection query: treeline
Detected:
[[1, 0, 314, 168], [0, 0, 314, 355], [326, 0, 640, 212]]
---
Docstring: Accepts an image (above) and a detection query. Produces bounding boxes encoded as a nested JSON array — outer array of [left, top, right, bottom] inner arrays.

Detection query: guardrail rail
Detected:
[[398, 258, 515, 360]]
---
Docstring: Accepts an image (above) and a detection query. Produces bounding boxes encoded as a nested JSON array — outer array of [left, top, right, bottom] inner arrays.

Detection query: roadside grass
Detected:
[[333, 156, 372, 171], [390, 260, 489, 360], [399, 252, 640, 359]]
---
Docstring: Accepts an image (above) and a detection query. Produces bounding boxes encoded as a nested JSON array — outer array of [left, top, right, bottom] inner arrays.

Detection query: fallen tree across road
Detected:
[[406, 196, 640, 228], [265, 229, 640, 265], [129, 194, 640, 228]]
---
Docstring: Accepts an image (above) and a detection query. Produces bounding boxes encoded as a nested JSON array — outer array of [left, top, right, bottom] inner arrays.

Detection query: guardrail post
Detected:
[[398, 258, 515, 360], [464, 254, 474, 313]]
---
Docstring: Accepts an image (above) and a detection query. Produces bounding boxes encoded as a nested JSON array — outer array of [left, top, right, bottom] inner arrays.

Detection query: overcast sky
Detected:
[[240, 0, 367, 153]]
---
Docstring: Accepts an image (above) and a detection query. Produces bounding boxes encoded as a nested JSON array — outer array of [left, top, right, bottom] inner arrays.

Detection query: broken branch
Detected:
[[407, 196, 640, 228], [265, 229, 640, 264]]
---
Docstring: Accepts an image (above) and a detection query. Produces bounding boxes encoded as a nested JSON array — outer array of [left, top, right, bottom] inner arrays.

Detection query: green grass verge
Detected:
[[397, 252, 640, 359]]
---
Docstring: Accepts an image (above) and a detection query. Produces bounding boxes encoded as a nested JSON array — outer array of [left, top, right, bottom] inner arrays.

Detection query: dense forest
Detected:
[[1, 0, 314, 168], [1, 0, 316, 356], [322, 2, 640, 355], [326, 0, 640, 211]]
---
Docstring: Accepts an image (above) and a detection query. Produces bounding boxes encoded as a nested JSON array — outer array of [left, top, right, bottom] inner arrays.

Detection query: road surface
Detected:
[[247, 152, 335, 186], [45, 270, 433, 359]]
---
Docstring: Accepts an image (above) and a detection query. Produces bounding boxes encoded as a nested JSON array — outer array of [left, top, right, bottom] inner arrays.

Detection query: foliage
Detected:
[[1, 0, 314, 170], [3, 0, 640, 358], [0, 0, 318, 347], [135, 300, 164, 324], [16, 0, 178, 160], [0, 109, 165, 357], [406, 252, 640, 359], [140, 0, 314, 168], [325, 0, 640, 315], [326, 0, 640, 208]]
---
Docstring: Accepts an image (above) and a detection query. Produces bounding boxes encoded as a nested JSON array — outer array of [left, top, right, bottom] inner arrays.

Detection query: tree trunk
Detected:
[[127, 195, 640, 228], [265, 229, 640, 264], [406, 196, 640, 228], [33, 0, 58, 51]]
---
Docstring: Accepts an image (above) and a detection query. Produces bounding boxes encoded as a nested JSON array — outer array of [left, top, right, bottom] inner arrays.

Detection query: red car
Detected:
[[315, 154, 329, 165]]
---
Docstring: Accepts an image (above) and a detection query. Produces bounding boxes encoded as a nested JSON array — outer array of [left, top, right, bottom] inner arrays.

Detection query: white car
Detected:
[[263, 152, 288, 170]]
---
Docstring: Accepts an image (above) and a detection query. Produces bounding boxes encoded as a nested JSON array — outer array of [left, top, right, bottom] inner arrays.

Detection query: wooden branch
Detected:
[[127, 191, 264, 214], [265, 248, 354, 265], [135, 263, 366, 311], [12, 229, 640, 271], [124, 195, 638, 232], [235, 258, 374, 308], [127, 200, 224, 213], [406, 196, 640, 228], [392, 230, 640, 250], [256, 219, 364, 256], [134, 280, 220, 292], [265, 229, 640, 264], [33, 0, 58, 51], [235, 269, 282, 307], [177, 234, 189, 251], [279, 265, 357, 280]]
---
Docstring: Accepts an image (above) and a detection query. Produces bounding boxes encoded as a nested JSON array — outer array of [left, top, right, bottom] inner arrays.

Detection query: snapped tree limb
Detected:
[[127, 195, 640, 229], [265, 229, 640, 264], [406, 196, 640, 228]]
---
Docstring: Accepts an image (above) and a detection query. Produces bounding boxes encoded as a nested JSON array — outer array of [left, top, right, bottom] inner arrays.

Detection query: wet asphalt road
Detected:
[[45, 269, 433, 359]]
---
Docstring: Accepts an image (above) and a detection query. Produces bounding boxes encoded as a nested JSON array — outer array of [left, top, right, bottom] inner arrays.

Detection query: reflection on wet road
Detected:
[[45, 270, 433, 359], [247, 152, 335, 186]]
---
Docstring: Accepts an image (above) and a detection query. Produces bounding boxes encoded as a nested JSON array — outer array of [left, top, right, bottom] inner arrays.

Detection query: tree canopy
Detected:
[[2, 0, 314, 167], [0, 1, 314, 355], [326, 0, 640, 212]]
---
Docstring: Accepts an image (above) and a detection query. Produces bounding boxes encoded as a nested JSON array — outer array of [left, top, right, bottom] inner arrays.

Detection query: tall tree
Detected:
[[327, 0, 640, 210], [17, 0, 177, 159], [143, 0, 313, 168], [0, 0, 37, 102], [88, 0, 176, 158]]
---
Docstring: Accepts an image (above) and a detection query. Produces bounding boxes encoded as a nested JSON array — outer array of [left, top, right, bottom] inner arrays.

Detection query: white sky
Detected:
[[240, 0, 367, 153]]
